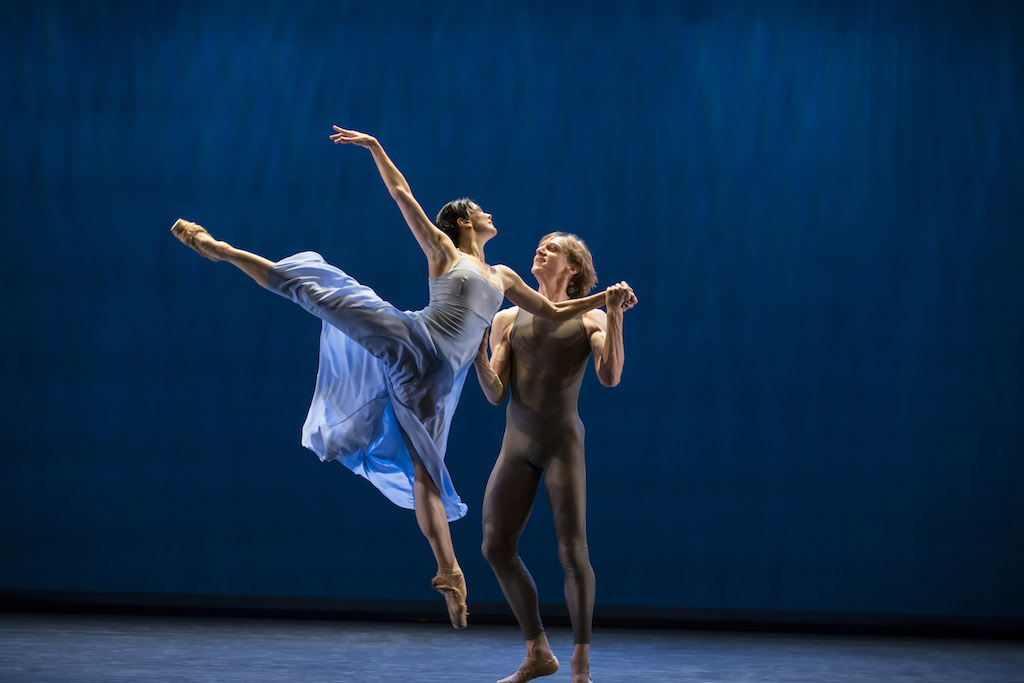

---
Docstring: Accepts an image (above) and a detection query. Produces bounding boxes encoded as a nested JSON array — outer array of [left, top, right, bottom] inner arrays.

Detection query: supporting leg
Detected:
[[413, 461, 467, 629], [545, 451, 595, 681], [482, 451, 558, 682]]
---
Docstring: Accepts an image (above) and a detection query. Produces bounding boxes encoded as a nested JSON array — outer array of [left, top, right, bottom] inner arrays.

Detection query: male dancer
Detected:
[[474, 233, 633, 683]]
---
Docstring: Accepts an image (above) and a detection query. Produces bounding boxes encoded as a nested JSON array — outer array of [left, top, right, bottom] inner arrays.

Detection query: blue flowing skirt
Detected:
[[267, 251, 472, 521]]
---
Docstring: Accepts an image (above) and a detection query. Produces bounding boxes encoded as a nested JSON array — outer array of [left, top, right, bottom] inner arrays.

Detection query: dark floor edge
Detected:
[[2, 590, 1021, 639]]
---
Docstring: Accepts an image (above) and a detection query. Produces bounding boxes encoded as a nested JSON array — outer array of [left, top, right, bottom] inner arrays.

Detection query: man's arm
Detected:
[[585, 286, 631, 387], [474, 309, 515, 405]]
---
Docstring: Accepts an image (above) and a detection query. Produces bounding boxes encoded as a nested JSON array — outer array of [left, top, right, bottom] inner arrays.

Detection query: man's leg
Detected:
[[482, 449, 559, 682]]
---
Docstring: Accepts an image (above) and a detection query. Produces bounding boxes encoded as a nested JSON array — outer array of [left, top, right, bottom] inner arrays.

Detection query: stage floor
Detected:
[[1, 612, 1021, 682]]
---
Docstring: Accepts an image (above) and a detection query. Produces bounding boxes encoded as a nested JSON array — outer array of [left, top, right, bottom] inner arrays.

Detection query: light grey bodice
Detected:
[[421, 257, 504, 371]]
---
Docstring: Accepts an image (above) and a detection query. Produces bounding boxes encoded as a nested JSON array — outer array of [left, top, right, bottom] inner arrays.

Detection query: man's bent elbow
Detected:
[[482, 384, 507, 405]]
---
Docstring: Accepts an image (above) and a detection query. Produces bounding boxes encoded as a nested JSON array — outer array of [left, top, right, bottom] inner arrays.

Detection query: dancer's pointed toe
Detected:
[[171, 218, 224, 262], [431, 570, 468, 630]]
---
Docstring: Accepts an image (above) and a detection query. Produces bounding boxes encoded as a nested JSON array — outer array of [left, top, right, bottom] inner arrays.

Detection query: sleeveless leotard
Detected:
[[504, 309, 591, 457], [267, 251, 503, 521]]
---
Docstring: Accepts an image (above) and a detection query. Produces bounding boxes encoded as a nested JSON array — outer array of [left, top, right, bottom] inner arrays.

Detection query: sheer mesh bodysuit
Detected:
[[481, 308, 596, 644]]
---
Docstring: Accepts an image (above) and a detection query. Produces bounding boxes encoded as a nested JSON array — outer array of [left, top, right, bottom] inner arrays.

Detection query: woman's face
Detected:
[[467, 203, 497, 236]]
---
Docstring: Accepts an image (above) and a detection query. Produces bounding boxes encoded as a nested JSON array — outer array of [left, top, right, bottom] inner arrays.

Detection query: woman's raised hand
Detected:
[[330, 126, 378, 148]]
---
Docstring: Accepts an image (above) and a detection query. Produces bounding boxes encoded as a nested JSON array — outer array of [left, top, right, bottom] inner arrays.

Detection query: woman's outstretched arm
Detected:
[[495, 265, 637, 322], [330, 126, 459, 276]]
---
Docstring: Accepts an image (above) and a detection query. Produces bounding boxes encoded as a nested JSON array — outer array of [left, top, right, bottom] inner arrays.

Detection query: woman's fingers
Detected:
[[605, 281, 637, 310], [330, 125, 360, 143]]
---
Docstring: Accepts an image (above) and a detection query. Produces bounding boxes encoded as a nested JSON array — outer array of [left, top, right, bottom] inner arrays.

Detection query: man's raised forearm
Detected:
[[474, 356, 506, 405], [598, 308, 625, 386]]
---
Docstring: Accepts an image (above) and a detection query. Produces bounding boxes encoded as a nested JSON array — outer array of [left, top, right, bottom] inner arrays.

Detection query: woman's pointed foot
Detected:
[[431, 569, 468, 630], [171, 218, 226, 262], [497, 655, 559, 683]]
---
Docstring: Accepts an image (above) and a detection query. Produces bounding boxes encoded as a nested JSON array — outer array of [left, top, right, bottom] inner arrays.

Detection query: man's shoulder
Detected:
[[494, 307, 519, 323], [582, 307, 607, 333], [492, 307, 519, 336]]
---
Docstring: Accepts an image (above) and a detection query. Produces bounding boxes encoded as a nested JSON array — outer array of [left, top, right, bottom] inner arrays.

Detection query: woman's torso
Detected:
[[420, 256, 504, 371]]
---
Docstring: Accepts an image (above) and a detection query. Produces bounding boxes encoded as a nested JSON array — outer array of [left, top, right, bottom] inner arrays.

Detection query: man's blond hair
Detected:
[[539, 232, 597, 299]]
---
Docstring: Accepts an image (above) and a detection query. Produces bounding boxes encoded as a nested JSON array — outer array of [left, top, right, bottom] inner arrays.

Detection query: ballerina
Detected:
[[171, 126, 635, 630]]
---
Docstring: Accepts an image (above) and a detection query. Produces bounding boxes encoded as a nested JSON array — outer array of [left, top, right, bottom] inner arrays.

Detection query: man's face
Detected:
[[531, 236, 577, 280]]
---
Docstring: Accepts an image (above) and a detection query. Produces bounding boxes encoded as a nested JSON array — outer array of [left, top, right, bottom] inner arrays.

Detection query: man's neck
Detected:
[[536, 275, 569, 303]]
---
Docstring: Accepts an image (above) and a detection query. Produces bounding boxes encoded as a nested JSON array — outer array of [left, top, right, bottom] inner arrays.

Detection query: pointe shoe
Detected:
[[431, 570, 468, 630], [497, 655, 559, 683], [171, 218, 224, 262]]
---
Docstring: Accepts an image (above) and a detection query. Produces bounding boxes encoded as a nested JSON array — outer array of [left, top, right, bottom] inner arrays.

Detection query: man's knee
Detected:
[[481, 530, 517, 566], [557, 541, 592, 575]]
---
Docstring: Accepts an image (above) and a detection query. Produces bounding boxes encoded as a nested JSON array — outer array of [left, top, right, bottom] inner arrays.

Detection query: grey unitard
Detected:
[[481, 309, 596, 644]]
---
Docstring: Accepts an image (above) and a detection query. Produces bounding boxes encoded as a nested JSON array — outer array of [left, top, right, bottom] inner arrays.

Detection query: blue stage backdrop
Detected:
[[2, 0, 1021, 620]]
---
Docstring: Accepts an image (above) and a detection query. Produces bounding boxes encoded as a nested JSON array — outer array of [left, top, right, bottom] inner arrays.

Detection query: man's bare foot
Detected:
[[497, 655, 559, 683], [171, 219, 227, 262], [570, 643, 591, 682]]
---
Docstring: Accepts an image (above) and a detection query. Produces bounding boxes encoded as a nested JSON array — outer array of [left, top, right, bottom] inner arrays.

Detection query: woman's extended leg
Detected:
[[171, 219, 272, 288], [414, 460, 468, 629]]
